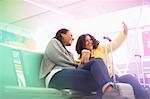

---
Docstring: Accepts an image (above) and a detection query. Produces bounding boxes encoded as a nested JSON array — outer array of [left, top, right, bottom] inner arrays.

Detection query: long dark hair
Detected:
[[76, 34, 99, 54], [54, 28, 69, 48]]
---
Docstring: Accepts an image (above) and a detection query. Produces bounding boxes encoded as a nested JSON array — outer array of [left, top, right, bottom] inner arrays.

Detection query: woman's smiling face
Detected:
[[85, 35, 93, 50]]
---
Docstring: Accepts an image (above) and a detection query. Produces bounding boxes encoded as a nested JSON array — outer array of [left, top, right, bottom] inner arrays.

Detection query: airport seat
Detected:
[[0, 44, 19, 99], [0, 44, 67, 99], [0, 45, 18, 87], [19, 50, 45, 87]]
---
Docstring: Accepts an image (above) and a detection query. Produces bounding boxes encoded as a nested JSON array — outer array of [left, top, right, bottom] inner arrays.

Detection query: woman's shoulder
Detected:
[[51, 38, 58, 43], [49, 38, 62, 47], [97, 43, 104, 49]]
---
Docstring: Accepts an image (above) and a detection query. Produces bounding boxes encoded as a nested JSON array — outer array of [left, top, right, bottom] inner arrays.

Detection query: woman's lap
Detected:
[[49, 58, 109, 96], [49, 68, 98, 92]]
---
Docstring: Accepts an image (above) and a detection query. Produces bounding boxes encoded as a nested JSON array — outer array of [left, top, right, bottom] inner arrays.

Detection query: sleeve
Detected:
[[105, 32, 127, 53]]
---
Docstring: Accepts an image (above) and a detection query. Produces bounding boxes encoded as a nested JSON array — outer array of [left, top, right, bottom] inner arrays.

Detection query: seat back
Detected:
[[20, 50, 45, 87], [0, 44, 68, 99], [0, 44, 18, 88]]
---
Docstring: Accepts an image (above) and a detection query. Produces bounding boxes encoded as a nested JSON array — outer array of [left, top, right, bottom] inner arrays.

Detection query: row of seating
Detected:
[[0, 44, 71, 99]]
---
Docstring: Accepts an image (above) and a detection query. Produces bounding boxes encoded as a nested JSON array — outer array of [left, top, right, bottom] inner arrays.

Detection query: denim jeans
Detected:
[[49, 58, 148, 99], [117, 74, 149, 99], [49, 58, 110, 98]]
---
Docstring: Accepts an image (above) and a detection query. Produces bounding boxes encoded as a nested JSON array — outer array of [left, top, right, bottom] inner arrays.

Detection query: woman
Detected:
[[75, 23, 149, 99], [39, 28, 120, 99]]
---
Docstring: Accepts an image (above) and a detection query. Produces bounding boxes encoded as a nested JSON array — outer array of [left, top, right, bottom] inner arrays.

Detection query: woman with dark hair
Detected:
[[39, 28, 122, 99], [75, 23, 149, 99]]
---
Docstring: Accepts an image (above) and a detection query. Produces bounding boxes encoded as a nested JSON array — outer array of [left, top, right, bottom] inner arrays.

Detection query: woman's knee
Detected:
[[91, 58, 104, 64], [118, 74, 137, 83], [89, 58, 107, 70], [122, 74, 135, 79]]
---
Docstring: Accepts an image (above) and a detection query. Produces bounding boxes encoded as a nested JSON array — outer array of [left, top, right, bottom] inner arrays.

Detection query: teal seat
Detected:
[[0, 44, 18, 99], [0, 44, 18, 88], [20, 50, 45, 87], [0, 44, 68, 99]]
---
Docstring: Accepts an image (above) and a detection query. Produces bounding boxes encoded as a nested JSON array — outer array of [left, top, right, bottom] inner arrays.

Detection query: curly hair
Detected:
[[75, 34, 99, 54]]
